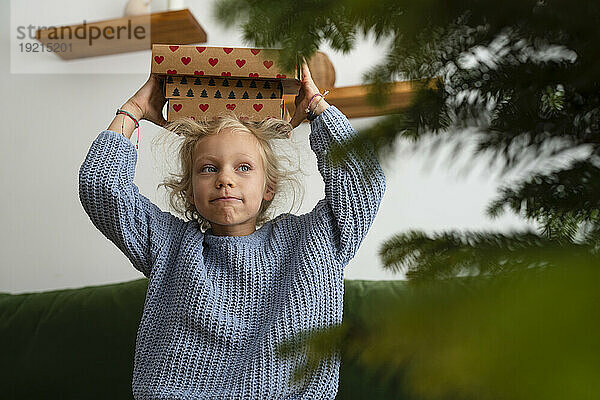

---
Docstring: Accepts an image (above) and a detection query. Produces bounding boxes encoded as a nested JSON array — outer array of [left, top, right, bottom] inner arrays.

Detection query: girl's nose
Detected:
[[216, 174, 235, 188]]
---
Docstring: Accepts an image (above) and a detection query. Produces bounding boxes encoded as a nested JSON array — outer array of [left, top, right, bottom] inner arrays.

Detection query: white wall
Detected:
[[0, 0, 532, 294]]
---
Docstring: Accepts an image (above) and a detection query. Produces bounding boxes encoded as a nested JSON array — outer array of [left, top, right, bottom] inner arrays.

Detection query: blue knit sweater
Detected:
[[78, 105, 386, 399]]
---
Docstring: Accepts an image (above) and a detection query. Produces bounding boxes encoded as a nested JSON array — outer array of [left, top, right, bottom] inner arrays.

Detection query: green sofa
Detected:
[[0, 278, 411, 400]]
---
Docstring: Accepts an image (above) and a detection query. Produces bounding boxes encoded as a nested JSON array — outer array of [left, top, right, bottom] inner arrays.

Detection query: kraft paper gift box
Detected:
[[151, 44, 300, 93], [165, 75, 288, 121], [166, 98, 289, 122], [165, 76, 284, 100], [153, 44, 300, 122]]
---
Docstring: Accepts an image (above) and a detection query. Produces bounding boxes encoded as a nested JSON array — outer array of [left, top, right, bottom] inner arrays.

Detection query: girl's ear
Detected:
[[264, 184, 274, 201]]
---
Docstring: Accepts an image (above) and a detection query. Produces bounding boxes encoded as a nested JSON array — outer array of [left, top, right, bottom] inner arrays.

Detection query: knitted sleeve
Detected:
[[78, 130, 184, 278], [308, 105, 387, 265]]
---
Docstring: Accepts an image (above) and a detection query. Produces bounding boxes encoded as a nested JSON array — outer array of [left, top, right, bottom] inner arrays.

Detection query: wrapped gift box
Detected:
[[165, 76, 283, 100], [167, 98, 288, 122], [154, 44, 300, 122], [152, 44, 300, 87]]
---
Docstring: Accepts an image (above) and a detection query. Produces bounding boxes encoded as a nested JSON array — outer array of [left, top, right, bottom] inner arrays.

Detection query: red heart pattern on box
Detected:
[[167, 99, 285, 122], [151, 45, 297, 81]]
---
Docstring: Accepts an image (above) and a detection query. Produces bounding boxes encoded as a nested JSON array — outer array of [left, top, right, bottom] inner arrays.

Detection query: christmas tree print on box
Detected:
[[165, 76, 283, 100]]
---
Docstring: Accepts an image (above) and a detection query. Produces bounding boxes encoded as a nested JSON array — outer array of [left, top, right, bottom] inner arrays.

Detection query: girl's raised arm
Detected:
[[291, 63, 386, 266], [308, 106, 386, 265], [79, 74, 184, 278]]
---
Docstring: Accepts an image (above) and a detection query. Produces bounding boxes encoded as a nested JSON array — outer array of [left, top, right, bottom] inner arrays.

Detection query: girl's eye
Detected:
[[201, 164, 251, 173]]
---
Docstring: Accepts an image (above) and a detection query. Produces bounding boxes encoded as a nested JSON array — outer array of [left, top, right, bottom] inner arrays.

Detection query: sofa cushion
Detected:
[[1, 279, 147, 399], [0, 279, 412, 400]]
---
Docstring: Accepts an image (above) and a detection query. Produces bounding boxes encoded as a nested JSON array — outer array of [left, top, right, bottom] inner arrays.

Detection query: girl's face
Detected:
[[189, 127, 274, 237]]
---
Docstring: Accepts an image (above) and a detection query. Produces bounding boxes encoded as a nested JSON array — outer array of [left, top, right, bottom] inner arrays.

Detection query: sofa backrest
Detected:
[[0, 278, 411, 400]]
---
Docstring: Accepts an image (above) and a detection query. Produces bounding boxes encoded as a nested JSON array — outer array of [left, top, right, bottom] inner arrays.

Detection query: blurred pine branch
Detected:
[[276, 261, 600, 400], [214, 1, 600, 397], [214, 0, 600, 267]]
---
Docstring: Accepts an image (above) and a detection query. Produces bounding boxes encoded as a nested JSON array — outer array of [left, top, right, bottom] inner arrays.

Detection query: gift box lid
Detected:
[[152, 44, 301, 89]]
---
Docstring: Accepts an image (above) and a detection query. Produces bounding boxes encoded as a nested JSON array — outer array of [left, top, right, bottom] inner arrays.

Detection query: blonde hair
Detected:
[[152, 113, 306, 233]]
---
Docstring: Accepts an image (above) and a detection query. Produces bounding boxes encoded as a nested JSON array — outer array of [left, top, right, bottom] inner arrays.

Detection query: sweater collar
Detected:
[[203, 220, 272, 248]]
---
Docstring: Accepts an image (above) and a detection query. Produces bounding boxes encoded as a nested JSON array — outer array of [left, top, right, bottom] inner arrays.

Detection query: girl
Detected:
[[79, 63, 386, 399]]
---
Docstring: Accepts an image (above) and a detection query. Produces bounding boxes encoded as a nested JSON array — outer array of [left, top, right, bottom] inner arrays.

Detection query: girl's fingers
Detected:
[[302, 62, 311, 75], [288, 114, 300, 129], [301, 62, 312, 81], [301, 61, 321, 93]]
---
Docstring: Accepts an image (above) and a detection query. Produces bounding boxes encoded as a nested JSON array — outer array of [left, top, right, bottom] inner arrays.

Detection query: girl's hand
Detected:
[[289, 62, 329, 129], [123, 74, 168, 127]]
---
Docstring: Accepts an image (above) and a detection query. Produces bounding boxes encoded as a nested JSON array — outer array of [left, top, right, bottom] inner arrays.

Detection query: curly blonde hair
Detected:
[[151, 113, 306, 233]]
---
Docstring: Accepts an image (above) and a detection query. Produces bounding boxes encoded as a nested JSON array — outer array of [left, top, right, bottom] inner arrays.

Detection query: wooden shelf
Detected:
[[283, 80, 416, 120], [35, 9, 206, 60]]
